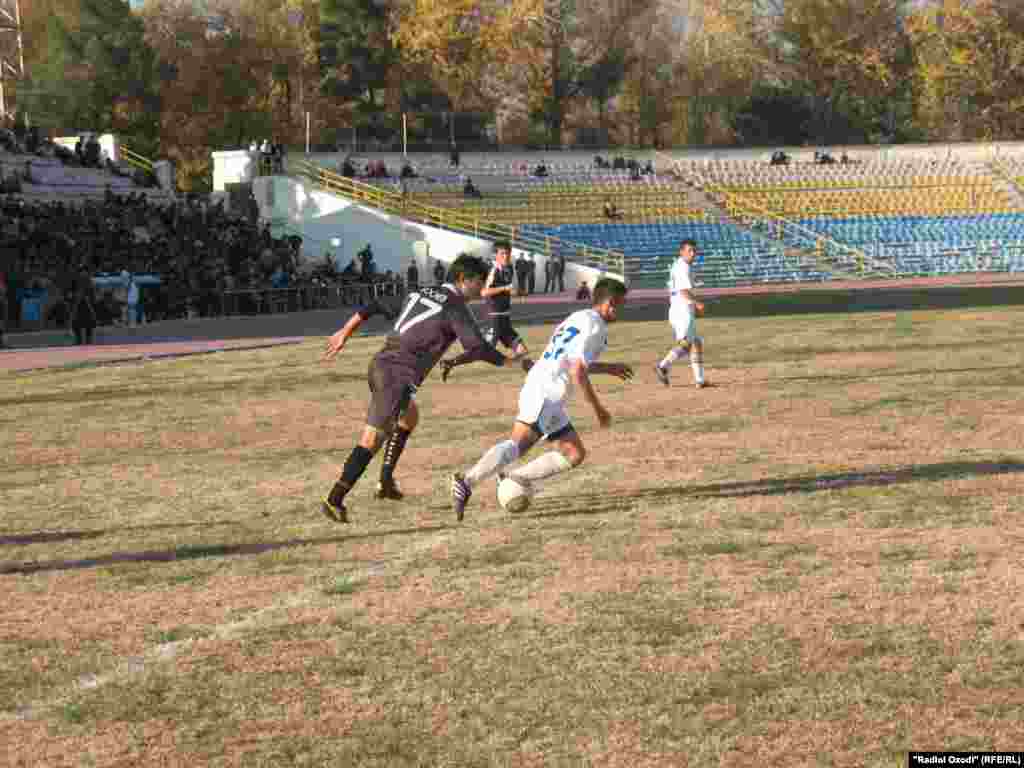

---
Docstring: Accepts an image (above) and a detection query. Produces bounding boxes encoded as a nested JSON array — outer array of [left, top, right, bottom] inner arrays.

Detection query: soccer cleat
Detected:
[[654, 364, 670, 387], [321, 497, 349, 524], [440, 359, 455, 382], [520, 357, 535, 374], [696, 380, 713, 389], [375, 479, 404, 501], [451, 473, 472, 522]]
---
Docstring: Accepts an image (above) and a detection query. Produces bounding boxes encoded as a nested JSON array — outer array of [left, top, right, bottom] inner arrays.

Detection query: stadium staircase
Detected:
[[988, 160, 1024, 210], [657, 151, 872, 283]]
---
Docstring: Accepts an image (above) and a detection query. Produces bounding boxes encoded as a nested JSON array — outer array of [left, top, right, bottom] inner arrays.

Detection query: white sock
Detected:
[[465, 440, 519, 487], [659, 347, 687, 371], [692, 356, 704, 384], [509, 451, 572, 485]]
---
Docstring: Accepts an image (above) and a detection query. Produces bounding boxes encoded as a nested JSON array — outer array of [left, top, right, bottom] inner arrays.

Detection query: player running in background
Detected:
[[655, 239, 709, 388], [320, 254, 513, 523], [483, 240, 530, 360], [440, 239, 533, 381], [450, 278, 633, 521]]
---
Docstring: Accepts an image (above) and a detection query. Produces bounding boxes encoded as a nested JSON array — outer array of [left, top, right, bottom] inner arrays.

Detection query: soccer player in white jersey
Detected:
[[655, 239, 709, 388], [451, 278, 633, 520]]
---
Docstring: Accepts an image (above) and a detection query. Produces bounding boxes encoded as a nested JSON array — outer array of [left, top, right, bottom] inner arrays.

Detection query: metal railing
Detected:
[[718, 188, 900, 278], [657, 149, 897, 279], [293, 158, 627, 282], [118, 144, 154, 174]]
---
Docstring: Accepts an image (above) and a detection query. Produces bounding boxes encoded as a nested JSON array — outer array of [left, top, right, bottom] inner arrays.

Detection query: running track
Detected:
[[3, 274, 1023, 374]]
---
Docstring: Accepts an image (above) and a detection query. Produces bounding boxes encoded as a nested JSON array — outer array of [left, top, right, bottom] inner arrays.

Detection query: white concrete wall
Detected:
[[250, 174, 612, 291], [212, 150, 259, 192]]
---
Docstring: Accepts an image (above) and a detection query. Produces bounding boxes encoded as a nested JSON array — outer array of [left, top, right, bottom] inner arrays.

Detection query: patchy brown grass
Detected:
[[2, 305, 1024, 766]]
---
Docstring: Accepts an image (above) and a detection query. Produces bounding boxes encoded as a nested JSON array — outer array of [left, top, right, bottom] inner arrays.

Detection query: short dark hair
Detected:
[[493, 239, 511, 253], [449, 253, 489, 283], [592, 277, 628, 305], [679, 239, 697, 250]]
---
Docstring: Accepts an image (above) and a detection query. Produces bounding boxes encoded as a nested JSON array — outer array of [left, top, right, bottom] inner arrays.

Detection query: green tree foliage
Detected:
[[762, 0, 910, 143], [909, 0, 1024, 140], [22, 0, 159, 147], [319, 0, 397, 139], [733, 85, 815, 146]]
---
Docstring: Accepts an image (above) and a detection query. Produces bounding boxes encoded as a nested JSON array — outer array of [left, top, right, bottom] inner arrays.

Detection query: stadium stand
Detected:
[[791, 214, 1024, 276], [296, 148, 1024, 288], [521, 222, 833, 288], [667, 154, 1024, 280]]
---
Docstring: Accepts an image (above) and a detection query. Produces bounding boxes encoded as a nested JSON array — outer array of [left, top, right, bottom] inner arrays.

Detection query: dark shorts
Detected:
[[486, 314, 522, 350], [365, 354, 417, 432]]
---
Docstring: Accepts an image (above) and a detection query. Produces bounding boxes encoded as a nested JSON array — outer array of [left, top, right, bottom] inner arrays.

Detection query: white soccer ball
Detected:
[[497, 476, 534, 514]]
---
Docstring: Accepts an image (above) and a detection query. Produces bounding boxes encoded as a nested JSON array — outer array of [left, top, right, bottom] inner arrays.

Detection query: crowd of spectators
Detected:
[[594, 155, 655, 177], [0, 189, 325, 341]]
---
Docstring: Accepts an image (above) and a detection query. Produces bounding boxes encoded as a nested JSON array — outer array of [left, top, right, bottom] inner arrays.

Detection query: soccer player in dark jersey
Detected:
[[320, 254, 509, 523], [439, 240, 531, 382]]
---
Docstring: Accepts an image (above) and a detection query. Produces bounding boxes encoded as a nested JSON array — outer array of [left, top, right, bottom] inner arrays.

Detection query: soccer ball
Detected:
[[497, 476, 534, 514]]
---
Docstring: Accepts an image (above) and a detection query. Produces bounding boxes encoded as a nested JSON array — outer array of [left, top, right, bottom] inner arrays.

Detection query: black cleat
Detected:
[[321, 497, 349, 523], [654, 364, 670, 387], [375, 480, 404, 501], [451, 473, 472, 522], [520, 357, 535, 374]]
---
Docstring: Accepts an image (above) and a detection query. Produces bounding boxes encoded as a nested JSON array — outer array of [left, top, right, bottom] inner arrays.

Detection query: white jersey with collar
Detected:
[[668, 258, 694, 312], [523, 308, 608, 403]]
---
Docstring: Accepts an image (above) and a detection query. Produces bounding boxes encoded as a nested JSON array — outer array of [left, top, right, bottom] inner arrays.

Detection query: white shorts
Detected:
[[516, 382, 572, 439], [669, 308, 698, 344]]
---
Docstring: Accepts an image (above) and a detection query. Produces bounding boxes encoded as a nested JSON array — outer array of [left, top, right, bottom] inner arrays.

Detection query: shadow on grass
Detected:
[[526, 459, 1024, 519], [4, 459, 1019, 575], [0, 524, 449, 576], [0, 521, 245, 547]]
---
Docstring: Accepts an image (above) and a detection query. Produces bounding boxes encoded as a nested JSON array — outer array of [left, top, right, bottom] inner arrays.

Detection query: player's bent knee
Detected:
[[398, 408, 419, 432], [359, 425, 385, 452]]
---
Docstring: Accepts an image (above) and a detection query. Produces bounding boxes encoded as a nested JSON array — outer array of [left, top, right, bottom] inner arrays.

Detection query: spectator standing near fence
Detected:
[[433, 260, 446, 286], [544, 257, 554, 293], [0, 272, 7, 348], [406, 261, 419, 292], [554, 252, 566, 293], [71, 271, 97, 346], [125, 271, 141, 327], [515, 252, 529, 294]]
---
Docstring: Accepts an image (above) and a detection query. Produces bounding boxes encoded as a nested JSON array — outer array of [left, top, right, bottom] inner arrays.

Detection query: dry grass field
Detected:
[[2, 300, 1024, 767]]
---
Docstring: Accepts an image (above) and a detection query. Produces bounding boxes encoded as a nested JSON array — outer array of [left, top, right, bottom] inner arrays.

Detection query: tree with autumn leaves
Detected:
[[13, 0, 1024, 190]]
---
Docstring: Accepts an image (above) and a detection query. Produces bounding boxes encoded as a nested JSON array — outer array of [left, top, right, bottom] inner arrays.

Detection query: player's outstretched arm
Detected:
[[571, 359, 611, 428], [588, 362, 634, 381], [440, 351, 532, 382], [323, 299, 394, 363], [440, 304, 508, 380], [323, 313, 365, 362]]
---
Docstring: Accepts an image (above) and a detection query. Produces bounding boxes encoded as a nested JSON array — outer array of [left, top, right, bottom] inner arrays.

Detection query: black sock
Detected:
[[329, 446, 374, 505], [380, 428, 411, 485]]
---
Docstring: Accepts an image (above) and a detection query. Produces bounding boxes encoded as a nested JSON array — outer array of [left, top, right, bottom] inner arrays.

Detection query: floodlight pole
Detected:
[[0, 0, 25, 120]]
